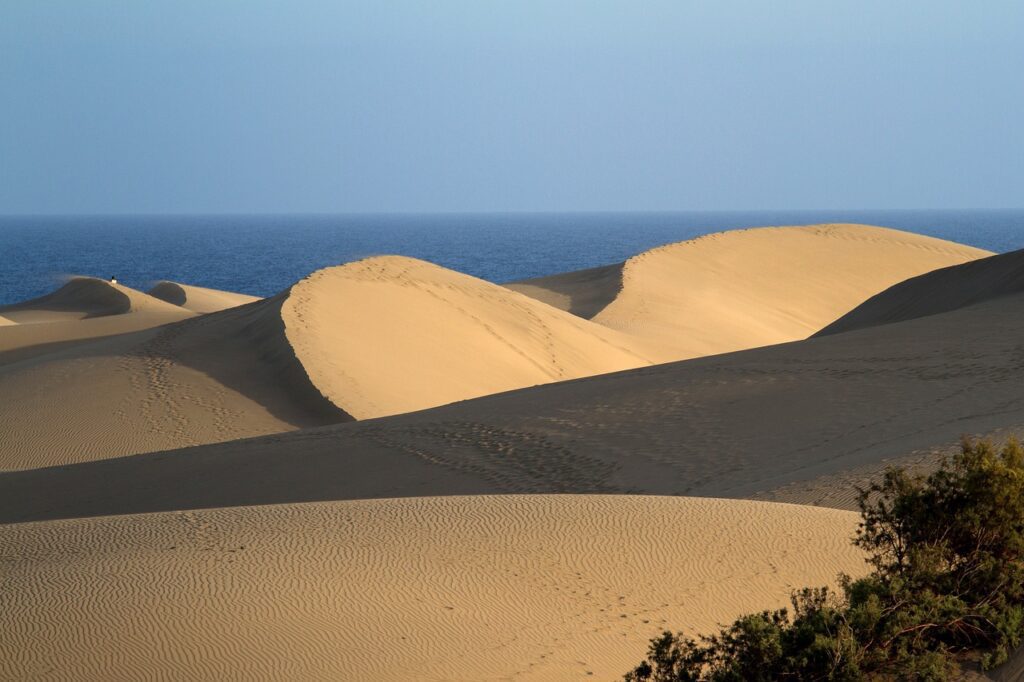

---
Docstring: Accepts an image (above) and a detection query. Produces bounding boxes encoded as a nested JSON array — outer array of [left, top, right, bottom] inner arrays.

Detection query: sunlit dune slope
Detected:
[[816, 247, 1024, 337], [11, 286, 1024, 522], [511, 224, 989, 357], [148, 280, 261, 313], [0, 292, 344, 471], [0, 495, 864, 682], [0, 314, 13, 326], [281, 256, 671, 419]]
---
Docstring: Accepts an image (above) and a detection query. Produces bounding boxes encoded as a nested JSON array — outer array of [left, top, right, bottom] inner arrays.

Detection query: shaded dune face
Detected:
[[506, 262, 625, 318], [0, 495, 864, 682], [147, 280, 189, 306], [148, 281, 261, 314], [816, 247, 1024, 337]]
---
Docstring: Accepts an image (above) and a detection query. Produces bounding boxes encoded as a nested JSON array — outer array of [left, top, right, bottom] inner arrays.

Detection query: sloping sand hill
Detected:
[[0, 292, 343, 471], [816, 248, 1024, 336], [9, 283, 1024, 523], [280, 256, 670, 419], [0, 279, 195, 367], [512, 224, 989, 358], [0, 495, 865, 682], [148, 280, 261, 313], [0, 276, 184, 323]]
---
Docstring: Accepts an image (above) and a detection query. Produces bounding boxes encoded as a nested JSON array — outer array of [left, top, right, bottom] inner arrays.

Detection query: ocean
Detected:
[[0, 210, 1021, 306]]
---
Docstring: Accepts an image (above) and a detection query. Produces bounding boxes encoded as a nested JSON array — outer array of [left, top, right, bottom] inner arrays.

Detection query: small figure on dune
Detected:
[[109, 276, 118, 284]]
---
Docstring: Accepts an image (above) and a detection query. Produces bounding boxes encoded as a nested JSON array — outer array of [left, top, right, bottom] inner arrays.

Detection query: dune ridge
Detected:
[[148, 280, 261, 313], [0, 495, 865, 681]]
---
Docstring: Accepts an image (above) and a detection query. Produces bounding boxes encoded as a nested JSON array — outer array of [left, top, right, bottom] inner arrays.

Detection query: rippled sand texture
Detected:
[[0, 496, 864, 681]]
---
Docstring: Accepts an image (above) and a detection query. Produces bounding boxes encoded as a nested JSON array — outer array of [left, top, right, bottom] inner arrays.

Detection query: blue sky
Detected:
[[1, 2, 1021, 213]]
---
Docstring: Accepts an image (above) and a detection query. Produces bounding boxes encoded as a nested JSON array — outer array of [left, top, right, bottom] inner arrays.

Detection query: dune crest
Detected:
[[0, 495, 864, 681], [148, 280, 261, 314], [280, 256, 670, 419]]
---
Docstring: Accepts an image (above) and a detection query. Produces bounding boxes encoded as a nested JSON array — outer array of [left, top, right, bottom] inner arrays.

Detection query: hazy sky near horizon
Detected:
[[2, 2, 1021, 214]]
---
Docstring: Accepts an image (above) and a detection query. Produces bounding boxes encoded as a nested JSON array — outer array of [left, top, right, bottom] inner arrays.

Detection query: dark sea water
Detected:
[[0, 210, 1021, 306]]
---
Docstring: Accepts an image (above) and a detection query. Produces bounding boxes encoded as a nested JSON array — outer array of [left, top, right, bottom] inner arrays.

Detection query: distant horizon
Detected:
[[3, 207, 1024, 219]]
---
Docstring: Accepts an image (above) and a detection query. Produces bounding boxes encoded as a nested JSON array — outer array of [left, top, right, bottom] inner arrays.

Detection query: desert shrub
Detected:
[[624, 438, 1024, 681]]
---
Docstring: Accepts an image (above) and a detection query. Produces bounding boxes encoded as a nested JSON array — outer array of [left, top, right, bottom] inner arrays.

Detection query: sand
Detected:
[[0, 224, 1016, 681], [0, 226, 991, 472], [9, 283, 1024, 523], [0, 495, 865, 682], [0, 276, 186, 323], [0, 279, 195, 367], [514, 224, 989, 359], [280, 256, 672, 419], [148, 280, 261, 313], [507, 262, 624, 318], [817, 247, 1024, 336], [0, 293, 343, 471]]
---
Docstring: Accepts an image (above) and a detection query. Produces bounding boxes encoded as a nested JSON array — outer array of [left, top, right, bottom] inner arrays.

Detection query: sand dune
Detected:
[[0, 279, 195, 367], [0, 495, 864, 682], [513, 225, 989, 358], [0, 256, 672, 470], [817, 247, 1024, 337], [9, 284, 1024, 523], [148, 280, 261, 313], [0, 227, 1018, 682], [0, 227, 990, 472], [280, 256, 671, 419], [0, 292, 343, 471], [0, 276, 184, 323]]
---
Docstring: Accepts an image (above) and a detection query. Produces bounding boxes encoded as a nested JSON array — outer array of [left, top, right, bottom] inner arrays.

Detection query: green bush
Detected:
[[624, 438, 1024, 681]]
